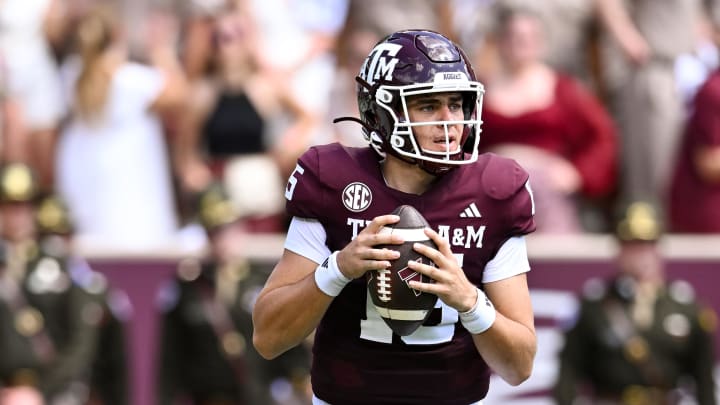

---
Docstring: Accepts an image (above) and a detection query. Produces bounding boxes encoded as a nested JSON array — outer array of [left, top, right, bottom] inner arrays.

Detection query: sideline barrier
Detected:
[[79, 233, 720, 405]]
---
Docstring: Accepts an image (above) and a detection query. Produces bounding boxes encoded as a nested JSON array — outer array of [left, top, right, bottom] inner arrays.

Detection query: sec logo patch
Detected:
[[342, 182, 372, 212]]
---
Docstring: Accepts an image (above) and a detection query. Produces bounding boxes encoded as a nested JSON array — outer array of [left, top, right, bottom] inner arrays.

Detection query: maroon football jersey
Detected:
[[285, 143, 535, 404]]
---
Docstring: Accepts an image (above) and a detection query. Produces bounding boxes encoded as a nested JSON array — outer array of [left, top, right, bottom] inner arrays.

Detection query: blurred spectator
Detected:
[[668, 67, 720, 233], [177, 0, 248, 82], [515, 0, 597, 85], [478, 5, 618, 233], [156, 183, 311, 405], [451, 0, 598, 88], [323, 17, 383, 147], [54, 4, 187, 249], [249, 0, 348, 163], [553, 201, 717, 405], [173, 0, 315, 233], [0, 163, 104, 404], [0, 52, 27, 166], [33, 194, 131, 405], [594, 0, 712, 214], [0, 0, 68, 190], [0, 385, 44, 405], [345, 0, 454, 39], [674, 14, 720, 110]]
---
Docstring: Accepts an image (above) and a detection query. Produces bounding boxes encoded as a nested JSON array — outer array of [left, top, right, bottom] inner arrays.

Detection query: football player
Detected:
[[252, 30, 537, 404]]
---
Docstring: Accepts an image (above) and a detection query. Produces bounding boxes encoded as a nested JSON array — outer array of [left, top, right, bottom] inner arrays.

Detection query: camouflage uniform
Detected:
[[553, 202, 718, 405], [156, 183, 311, 405], [34, 195, 130, 405], [0, 163, 107, 404]]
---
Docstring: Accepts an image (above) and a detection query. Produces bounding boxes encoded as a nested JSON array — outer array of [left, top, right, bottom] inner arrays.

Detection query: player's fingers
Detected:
[[407, 279, 442, 295], [412, 242, 447, 267], [363, 214, 400, 234], [364, 260, 393, 272], [361, 226, 405, 247], [424, 227, 453, 257], [364, 247, 400, 261], [407, 259, 445, 282]]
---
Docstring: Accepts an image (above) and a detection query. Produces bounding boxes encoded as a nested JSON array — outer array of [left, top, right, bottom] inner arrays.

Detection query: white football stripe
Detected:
[[378, 227, 429, 241], [374, 306, 430, 321]]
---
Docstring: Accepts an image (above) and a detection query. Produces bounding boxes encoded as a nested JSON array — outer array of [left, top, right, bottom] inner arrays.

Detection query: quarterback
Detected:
[[252, 30, 537, 404]]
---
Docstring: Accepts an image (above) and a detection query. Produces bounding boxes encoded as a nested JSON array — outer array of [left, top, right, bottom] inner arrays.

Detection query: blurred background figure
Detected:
[[345, 0, 453, 39], [156, 182, 311, 405], [0, 51, 28, 168], [0, 0, 67, 191], [451, 0, 598, 89], [33, 194, 131, 405], [177, 0, 231, 84], [54, 4, 187, 250], [0, 163, 108, 405], [249, 0, 348, 164], [553, 201, 717, 405], [477, 4, 618, 233], [323, 16, 383, 147], [594, 0, 716, 218], [173, 0, 315, 234], [669, 66, 720, 233]]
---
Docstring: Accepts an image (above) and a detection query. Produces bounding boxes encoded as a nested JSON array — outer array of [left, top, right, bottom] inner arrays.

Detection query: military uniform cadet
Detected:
[[156, 183, 311, 405], [33, 194, 130, 405], [0, 163, 106, 404], [553, 201, 718, 405]]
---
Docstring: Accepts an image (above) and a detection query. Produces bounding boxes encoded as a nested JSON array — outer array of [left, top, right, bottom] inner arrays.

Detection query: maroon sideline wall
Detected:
[[90, 253, 720, 405]]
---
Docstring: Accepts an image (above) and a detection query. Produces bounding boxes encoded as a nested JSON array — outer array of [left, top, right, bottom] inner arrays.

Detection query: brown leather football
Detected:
[[367, 205, 439, 336]]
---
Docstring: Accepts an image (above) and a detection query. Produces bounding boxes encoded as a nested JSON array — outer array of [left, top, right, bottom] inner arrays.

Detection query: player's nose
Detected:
[[439, 104, 454, 120]]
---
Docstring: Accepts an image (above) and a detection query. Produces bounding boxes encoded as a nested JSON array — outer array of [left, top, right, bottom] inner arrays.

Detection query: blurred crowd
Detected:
[[1, 0, 720, 404], [2, 0, 720, 244]]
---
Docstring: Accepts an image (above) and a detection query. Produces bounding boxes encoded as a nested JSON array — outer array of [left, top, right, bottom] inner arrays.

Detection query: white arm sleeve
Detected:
[[284, 217, 332, 265], [482, 236, 531, 283]]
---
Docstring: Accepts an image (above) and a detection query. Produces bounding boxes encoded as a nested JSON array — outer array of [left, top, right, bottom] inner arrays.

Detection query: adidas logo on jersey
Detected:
[[459, 202, 482, 218]]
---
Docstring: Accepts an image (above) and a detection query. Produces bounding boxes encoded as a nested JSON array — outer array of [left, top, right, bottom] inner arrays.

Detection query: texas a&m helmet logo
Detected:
[[359, 43, 402, 86], [342, 182, 372, 212]]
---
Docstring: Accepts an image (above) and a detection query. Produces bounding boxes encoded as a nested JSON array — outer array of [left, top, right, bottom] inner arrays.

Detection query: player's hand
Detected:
[[407, 227, 478, 312], [336, 215, 403, 279]]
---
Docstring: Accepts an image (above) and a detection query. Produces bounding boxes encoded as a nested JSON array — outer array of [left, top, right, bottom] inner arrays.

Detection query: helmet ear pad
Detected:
[[364, 110, 378, 127]]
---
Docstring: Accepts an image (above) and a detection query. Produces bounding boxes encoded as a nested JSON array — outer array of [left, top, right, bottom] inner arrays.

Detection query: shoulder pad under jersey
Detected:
[[481, 154, 530, 201]]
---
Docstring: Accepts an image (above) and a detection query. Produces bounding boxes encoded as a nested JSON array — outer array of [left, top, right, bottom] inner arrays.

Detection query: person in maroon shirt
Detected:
[[479, 5, 618, 233], [252, 30, 537, 404], [669, 68, 720, 233]]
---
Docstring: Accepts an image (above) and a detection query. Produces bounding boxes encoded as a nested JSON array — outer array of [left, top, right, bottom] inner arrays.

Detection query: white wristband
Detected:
[[314, 251, 352, 297], [459, 288, 496, 334]]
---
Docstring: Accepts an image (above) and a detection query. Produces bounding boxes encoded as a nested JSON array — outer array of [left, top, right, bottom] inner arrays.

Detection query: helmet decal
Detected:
[[359, 43, 402, 86]]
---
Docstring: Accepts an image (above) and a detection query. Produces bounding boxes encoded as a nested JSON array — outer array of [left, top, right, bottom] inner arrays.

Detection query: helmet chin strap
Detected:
[[332, 116, 371, 130]]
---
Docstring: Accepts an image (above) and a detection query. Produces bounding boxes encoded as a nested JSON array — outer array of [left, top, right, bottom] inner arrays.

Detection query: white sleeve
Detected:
[[284, 217, 332, 265], [482, 236, 531, 283]]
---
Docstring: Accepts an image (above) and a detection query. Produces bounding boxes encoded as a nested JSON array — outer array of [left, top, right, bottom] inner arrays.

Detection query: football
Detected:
[[367, 205, 439, 336]]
